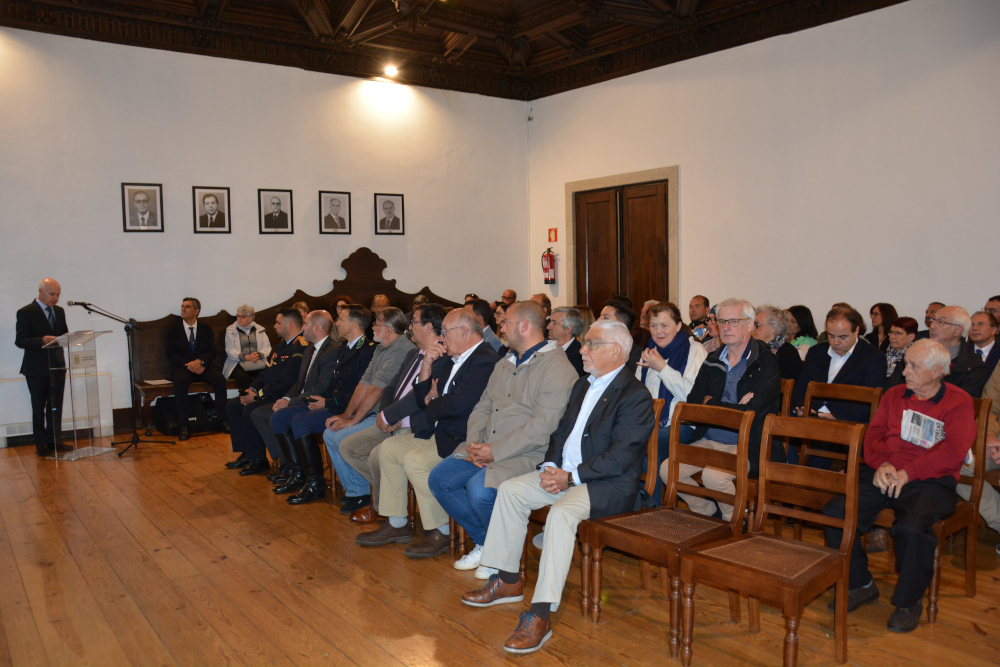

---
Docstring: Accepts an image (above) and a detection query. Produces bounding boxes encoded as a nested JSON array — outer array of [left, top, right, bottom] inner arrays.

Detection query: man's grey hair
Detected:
[[451, 308, 483, 336], [943, 305, 972, 337], [588, 320, 632, 356], [907, 338, 951, 376], [236, 304, 255, 318], [643, 300, 659, 309], [716, 297, 755, 322], [552, 307, 584, 338], [754, 304, 788, 338]]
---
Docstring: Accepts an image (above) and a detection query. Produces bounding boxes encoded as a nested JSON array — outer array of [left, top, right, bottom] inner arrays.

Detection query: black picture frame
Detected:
[[192, 186, 232, 234], [121, 183, 164, 232], [374, 193, 404, 235], [319, 191, 351, 234], [259, 189, 294, 234]]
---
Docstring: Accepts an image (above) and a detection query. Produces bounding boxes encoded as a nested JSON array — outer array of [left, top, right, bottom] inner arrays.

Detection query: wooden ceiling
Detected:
[[1, 0, 907, 100]]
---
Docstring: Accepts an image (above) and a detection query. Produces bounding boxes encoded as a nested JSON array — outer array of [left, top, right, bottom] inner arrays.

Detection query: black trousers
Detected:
[[824, 464, 957, 608], [229, 365, 263, 393], [169, 366, 228, 426], [226, 396, 276, 455], [26, 372, 65, 446]]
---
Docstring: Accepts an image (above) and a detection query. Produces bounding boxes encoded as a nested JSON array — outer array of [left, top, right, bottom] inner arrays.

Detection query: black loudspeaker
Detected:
[[151, 393, 219, 435]]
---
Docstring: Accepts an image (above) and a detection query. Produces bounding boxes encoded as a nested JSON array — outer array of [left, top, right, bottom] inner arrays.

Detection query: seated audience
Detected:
[[885, 316, 918, 379], [916, 301, 945, 340], [865, 302, 898, 351], [823, 339, 976, 633], [464, 293, 480, 304], [490, 289, 518, 311], [599, 297, 642, 373], [985, 295, 1000, 321], [164, 297, 229, 441], [292, 301, 309, 322], [324, 307, 415, 512], [339, 305, 447, 520], [639, 301, 707, 503], [961, 363, 1000, 555], [428, 301, 577, 577], [889, 305, 988, 397], [633, 301, 654, 351], [354, 308, 499, 556], [753, 304, 803, 380], [531, 293, 552, 321], [574, 305, 595, 341], [371, 294, 390, 314], [223, 304, 272, 391], [465, 298, 503, 353], [224, 309, 306, 474], [459, 320, 653, 654], [688, 295, 710, 341], [787, 304, 819, 360], [660, 297, 781, 520], [969, 310, 999, 377], [547, 307, 586, 377], [701, 307, 721, 354]]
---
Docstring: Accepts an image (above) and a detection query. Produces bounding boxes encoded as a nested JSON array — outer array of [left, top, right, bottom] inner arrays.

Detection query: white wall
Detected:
[[527, 0, 1000, 325], [0, 30, 529, 410]]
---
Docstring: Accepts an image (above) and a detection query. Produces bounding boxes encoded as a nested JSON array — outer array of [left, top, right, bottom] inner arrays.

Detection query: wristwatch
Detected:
[[566, 475, 576, 488]]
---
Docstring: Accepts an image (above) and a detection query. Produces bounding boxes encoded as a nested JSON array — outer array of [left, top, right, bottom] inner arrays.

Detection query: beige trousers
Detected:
[[659, 438, 738, 520], [374, 433, 448, 530], [340, 425, 410, 509], [480, 470, 591, 609]]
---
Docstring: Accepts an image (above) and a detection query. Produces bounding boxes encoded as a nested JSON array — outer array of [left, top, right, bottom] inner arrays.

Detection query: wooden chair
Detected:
[[747, 379, 795, 521], [797, 381, 882, 466], [679, 415, 866, 667], [583, 403, 753, 656], [872, 396, 992, 623], [518, 398, 666, 589]]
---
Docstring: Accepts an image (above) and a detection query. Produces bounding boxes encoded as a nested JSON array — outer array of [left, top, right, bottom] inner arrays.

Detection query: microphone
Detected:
[[67, 300, 90, 307]]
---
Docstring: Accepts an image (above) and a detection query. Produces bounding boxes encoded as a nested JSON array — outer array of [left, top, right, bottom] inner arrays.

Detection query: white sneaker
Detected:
[[454, 544, 484, 571], [475, 565, 498, 580]]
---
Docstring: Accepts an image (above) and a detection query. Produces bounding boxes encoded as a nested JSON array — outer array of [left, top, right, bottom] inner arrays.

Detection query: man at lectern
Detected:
[[15, 278, 70, 457]]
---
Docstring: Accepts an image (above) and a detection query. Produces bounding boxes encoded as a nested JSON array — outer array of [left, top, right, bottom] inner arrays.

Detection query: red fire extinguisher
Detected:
[[541, 247, 556, 285]]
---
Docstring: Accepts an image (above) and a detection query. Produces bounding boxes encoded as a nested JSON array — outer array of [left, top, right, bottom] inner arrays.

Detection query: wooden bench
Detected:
[[130, 247, 459, 435]]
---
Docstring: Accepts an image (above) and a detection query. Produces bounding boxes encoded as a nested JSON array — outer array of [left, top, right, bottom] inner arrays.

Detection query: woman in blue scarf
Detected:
[[637, 302, 708, 504]]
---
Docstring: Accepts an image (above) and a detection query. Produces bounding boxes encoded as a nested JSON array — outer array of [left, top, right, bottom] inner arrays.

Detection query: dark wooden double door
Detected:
[[574, 180, 669, 317]]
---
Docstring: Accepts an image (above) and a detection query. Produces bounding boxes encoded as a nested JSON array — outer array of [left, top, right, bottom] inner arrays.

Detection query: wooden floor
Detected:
[[1, 434, 999, 667]]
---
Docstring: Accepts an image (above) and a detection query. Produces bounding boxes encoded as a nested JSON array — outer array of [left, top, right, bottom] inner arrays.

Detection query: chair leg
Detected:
[[887, 533, 897, 574], [928, 542, 942, 623], [670, 574, 682, 658], [784, 614, 800, 667], [519, 535, 528, 588], [448, 517, 456, 557], [966, 524, 978, 597], [640, 559, 652, 589], [581, 540, 591, 618], [835, 579, 848, 663], [591, 547, 603, 623], [749, 597, 760, 634], [458, 525, 467, 557], [660, 566, 669, 596], [407, 483, 416, 531], [728, 591, 740, 624], [681, 581, 696, 667]]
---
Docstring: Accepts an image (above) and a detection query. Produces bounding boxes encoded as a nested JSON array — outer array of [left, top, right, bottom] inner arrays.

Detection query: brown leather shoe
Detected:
[[350, 505, 380, 523], [403, 529, 450, 559], [355, 521, 414, 547], [503, 612, 552, 654], [461, 574, 524, 608], [866, 527, 889, 553]]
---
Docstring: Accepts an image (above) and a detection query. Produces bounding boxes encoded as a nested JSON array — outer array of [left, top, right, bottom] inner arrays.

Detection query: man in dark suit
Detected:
[[263, 196, 289, 229], [377, 199, 401, 232], [198, 193, 225, 228], [129, 190, 158, 228], [323, 197, 346, 230], [548, 307, 586, 376], [164, 297, 229, 440], [460, 320, 654, 654], [224, 308, 308, 474], [969, 310, 999, 379], [15, 278, 70, 456]]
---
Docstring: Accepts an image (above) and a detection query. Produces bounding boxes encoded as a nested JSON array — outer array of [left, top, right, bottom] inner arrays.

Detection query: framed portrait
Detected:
[[121, 183, 163, 233], [192, 186, 231, 234], [374, 193, 404, 235], [319, 191, 351, 234], [258, 189, 293, 234]]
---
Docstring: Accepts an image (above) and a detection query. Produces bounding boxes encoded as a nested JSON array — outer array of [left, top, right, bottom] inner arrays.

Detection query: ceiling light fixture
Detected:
[[384, 65, 398, 77]]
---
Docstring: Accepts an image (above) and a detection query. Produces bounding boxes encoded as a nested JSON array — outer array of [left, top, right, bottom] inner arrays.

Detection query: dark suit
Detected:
[[564, 338, 586, 377], [264, 211, 289, 229], [971, 341, 1000, 381], [15, 301, 68, 447], [164, 319, 228, 427], [323, 214, 346, 230], [129, 211, 158, 227], [793, 338, 887, 423], [199, 212, 226, 228], [886, 341, 989, 398], [378, 215, 401, 232]]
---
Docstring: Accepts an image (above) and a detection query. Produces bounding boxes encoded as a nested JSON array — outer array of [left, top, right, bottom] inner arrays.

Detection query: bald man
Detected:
[[15, 278, 70, 456]]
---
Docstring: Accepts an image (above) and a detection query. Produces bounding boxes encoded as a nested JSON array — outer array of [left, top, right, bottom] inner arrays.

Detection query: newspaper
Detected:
[[900, 409, 973, 466]]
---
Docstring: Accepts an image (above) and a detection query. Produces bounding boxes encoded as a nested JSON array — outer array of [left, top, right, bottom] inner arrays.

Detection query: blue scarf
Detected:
[[641, 330, 691, 427]]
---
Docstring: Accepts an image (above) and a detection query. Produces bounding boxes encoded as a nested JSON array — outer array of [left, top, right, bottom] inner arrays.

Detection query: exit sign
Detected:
[[548, 228, 558, 242]]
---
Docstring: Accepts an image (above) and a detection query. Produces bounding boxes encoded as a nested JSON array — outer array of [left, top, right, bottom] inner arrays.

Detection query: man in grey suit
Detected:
[[378, 200, 401, 232], [129, 190, 158, 227], [199, 193, 226, 228], [264, 197, 289, 229], [323, 197, 346, 230]]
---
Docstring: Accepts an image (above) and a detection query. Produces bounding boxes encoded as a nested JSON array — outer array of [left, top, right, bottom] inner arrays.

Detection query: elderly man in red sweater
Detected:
[[823, 338, 976, 633]]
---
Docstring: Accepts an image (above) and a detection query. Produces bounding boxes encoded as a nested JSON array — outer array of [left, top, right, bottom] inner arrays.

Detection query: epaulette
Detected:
[[297, 336, 309, 346], [355, 335, 369, 350]]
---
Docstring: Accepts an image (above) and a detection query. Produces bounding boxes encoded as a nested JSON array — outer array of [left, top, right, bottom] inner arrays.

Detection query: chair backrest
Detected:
[[779, 378, 794, 417], [641, 399, 667, 497], [962, 397, 994, 512], [663, 402, 754, 533], [803, 381, 882, 423], [754, 415, 867, 555]]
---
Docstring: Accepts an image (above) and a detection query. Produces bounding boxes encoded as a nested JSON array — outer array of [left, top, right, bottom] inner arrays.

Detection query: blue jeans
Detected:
[[428, 456, 498, 546], [322, 414, 377, 497]]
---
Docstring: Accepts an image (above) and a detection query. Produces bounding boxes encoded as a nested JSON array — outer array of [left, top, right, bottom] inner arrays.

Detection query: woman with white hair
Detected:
[[753, 304, 803, 380], [224, 304, 272, 391]]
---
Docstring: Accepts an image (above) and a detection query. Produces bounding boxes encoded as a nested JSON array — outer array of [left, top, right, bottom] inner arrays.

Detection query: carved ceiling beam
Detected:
[[600, 9, 663, 27], [676, 0, 701, 18], [287, 0, 335, 37], [343, 0, 379, 39], [442, 31, 477, 61], [545, 30, 583, 56], [515, 11, 586, 40], [639, 0, 674, 17]]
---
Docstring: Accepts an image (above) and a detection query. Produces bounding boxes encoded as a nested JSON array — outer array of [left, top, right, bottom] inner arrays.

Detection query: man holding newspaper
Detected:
[[823, 338, 977, 634]]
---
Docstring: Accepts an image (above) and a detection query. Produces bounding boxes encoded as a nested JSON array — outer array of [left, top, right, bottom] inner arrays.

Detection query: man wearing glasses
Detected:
[[129, 190, 157, 228], [664, 297, 781, 521], [888, 305, 988, 397]]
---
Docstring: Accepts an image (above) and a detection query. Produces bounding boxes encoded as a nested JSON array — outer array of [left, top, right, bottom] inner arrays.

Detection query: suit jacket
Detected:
[[15, 301, 68, 376], [164, 320, 218, 373], [285, 337, 340, 405], [264, 211, 289, 229], [385, 342, 500, 457], [320, 335, 376, 411], [378, 215, 401, 231], [541, 367, 654, 519], [792, 338, 886, 423], [199, 212, 226, 228], [323, 214, 346, 230], [564, 338, 586, 377], [129, 211, 158, 227], [885, 344, 990, 398], [250, 334, 308, 400], [971, 341, 1000, 381]]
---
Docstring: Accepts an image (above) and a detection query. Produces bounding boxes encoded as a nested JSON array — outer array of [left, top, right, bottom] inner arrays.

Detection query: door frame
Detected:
[[564, 166, 679, 307]]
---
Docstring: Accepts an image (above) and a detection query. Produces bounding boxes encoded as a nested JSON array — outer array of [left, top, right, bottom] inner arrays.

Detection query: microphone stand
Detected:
[[73, 302, 174, 455]]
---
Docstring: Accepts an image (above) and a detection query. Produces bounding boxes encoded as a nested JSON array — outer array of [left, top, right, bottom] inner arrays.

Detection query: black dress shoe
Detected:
[[225, 453, 251, 469], [287, 478, 327, 504], [340, 494, 372, 515], [239, 459, 270, 476], [267, 465, 289, 483], [35, 444, 53, 457], [273, 468, 305, 494], [887, 601, 922, 633], [178, 427, 190, 441]]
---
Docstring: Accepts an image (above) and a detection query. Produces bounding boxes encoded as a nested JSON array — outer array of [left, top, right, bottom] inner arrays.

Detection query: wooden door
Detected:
[[574, 188, 619, 315]]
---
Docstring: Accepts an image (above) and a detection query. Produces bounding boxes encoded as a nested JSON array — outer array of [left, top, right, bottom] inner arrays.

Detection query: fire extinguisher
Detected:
[[541, 247, 556, 285]]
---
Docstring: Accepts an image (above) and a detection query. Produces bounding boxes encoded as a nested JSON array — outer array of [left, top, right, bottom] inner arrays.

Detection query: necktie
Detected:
[[976, 348, 984, 358], [46, 306, 56, 330], [188, 326, 196, 352]]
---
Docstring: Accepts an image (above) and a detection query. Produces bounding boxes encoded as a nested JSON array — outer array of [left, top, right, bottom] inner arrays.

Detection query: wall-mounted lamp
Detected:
[[384, 65, 398, 77]]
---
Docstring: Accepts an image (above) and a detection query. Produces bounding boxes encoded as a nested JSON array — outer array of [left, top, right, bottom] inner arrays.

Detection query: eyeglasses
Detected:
[[582, 340, 616, 350], [930, 318, 961, 328], [410, 319, 425, 327], [717, 318, 749, 328], [887, 330, 907, 336], [373, 321, 389, 329], [440, 326, 467, 335]]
